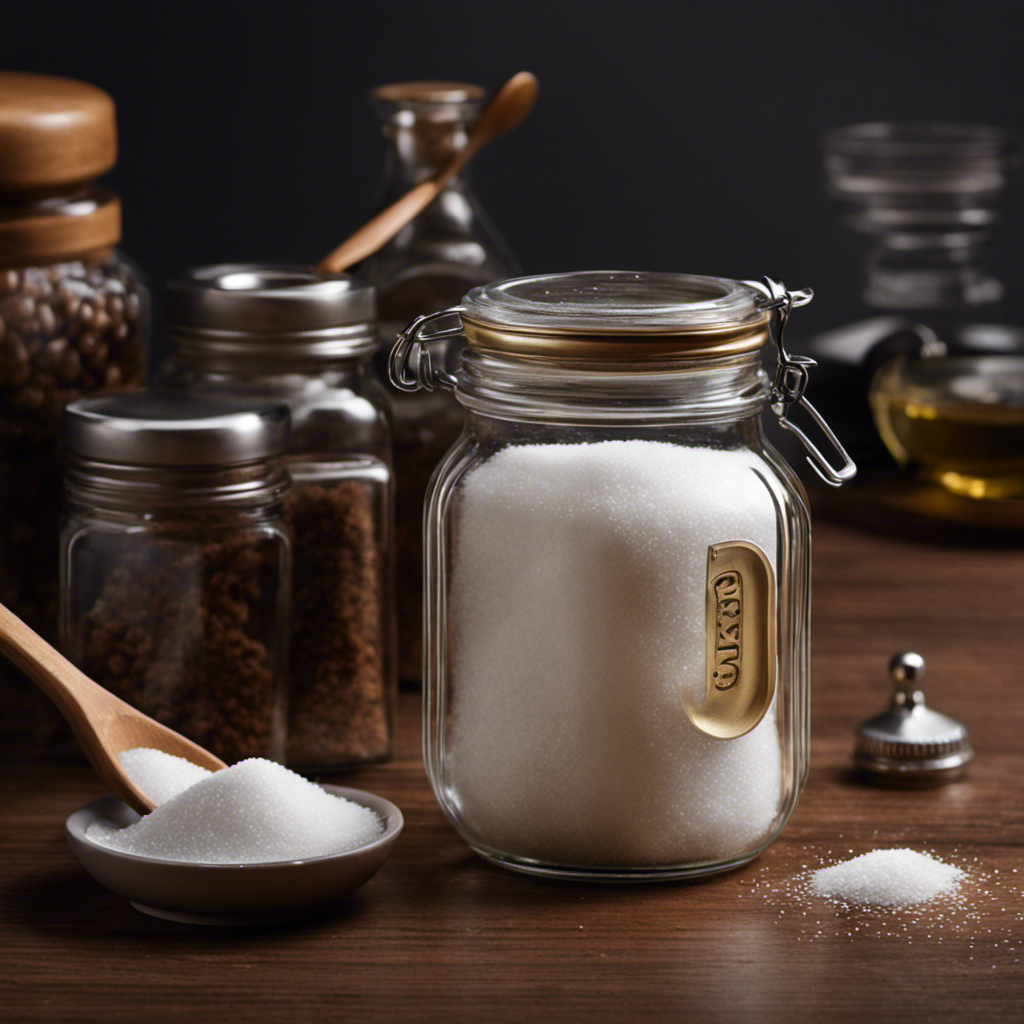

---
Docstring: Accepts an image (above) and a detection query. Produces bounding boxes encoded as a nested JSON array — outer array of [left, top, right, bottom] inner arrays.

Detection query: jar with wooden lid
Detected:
[[359, 81, 520, 684], [60, 393, 291, 764], [0, 72, 147, 743], [392, 271, 855, 881], [160, 266, 395, 770]]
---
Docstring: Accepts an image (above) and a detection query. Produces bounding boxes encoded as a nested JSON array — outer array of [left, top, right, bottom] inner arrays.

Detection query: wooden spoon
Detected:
[[317, 71, 539, 275], [0, 601, 226, 815]]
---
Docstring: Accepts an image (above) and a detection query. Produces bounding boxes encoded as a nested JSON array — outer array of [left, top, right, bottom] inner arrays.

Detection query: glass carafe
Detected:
[[806, 122, 1019, 471], [358, 81, 520, 683]]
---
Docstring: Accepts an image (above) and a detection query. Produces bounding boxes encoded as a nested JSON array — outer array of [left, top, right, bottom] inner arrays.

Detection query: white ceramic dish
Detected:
[[65, 784, 403, 925]]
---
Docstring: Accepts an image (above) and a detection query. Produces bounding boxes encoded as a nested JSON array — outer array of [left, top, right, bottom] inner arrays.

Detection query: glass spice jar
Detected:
[[392, 271, 855, 881], [358, 81, 520, 684], [60, 393, 291, 764], [0, 72, 147, 744], [160, 266, 396, 770]]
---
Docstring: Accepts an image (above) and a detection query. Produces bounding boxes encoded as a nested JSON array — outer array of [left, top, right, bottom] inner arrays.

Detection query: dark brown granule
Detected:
[[284, 479, 391, 768], [73, 532, 284, 764], [0, 257, 144, 742]]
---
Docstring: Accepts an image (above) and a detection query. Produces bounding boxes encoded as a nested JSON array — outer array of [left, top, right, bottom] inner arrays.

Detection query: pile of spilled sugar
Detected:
[[745, 843, 1022, 960], [810, 848, 964, 907], [87, 749, 383, 864]]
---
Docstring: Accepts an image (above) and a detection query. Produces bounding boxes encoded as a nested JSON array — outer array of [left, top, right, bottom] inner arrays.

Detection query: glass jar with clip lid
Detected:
[[391, 271, 854, 881]]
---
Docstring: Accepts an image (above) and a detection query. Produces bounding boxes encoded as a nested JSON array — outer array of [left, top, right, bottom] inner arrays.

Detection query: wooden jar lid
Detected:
[[0, 71, 117, 191], [0, 72, 120, 265]]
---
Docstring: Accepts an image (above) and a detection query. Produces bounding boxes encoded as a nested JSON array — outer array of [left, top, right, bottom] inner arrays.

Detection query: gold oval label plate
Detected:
[[685, 540, 777, 740]]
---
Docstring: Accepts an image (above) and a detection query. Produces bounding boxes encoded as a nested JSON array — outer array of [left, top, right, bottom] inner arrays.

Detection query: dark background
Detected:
[[3, 0, 1021, 357]]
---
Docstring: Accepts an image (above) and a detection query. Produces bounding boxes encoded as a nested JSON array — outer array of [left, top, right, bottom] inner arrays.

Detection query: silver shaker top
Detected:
[[854, 652, 972, 785]]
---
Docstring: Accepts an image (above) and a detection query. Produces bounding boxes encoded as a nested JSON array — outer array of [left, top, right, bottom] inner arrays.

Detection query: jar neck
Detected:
[[376, 103, 479, 191], [64, 455, 289, 514], [453, 348, 770, 425], [165, 332, 378, 384]]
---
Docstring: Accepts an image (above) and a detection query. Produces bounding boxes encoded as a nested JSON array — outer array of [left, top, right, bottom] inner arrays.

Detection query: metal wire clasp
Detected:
[[388, 307, 465, 393], [744, 277, 856, 488]]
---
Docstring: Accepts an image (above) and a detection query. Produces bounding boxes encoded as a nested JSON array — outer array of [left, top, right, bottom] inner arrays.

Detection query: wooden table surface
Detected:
[[2, 513, 1023, 1024]]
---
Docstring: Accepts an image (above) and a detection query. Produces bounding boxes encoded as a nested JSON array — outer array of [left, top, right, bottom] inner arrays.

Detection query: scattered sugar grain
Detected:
[[87, 758, 383, 863], [118, 747, 212, 806], [811, 849, 964, 907]]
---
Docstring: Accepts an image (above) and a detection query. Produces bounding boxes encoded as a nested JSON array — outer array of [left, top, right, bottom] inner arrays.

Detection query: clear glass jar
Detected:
[[392, 272, 854, 881], [160, 266, 395, 770], [60, 393, 290, 764], [0, 72, 148, 744], [359, 81, 521, 683]]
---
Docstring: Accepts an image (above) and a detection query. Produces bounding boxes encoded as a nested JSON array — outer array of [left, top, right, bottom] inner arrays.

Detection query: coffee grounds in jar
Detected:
[[284, 479, 390, 768], [0, 258, 144, 739], [77, 533, 282, 764]]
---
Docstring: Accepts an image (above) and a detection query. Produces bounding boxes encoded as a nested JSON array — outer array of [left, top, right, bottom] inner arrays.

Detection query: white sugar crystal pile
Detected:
[[448, 440, 783, 866], [118, 747, 212, 806], [811, 848, 965, 907], [87, 757, 383, 864]]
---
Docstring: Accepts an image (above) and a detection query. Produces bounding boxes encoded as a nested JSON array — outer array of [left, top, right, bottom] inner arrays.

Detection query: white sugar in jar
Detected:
[[392, 271, 854, 881]]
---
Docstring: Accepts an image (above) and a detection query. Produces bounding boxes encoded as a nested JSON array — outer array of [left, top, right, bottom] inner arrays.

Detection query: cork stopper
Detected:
[[371, 81, 485, 107], [0, 72, 117, 191]]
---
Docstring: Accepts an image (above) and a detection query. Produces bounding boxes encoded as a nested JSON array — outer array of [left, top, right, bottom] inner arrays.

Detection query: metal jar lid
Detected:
[[854, 652, 973, 784], [459, 272, 772, 361], [166, 264, 377, 361], [64, 392, 290, 468]]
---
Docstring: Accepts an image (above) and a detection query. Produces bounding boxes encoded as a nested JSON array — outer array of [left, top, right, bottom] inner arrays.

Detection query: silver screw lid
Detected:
[[64, 392, 290, 467], [854, 652, 972, 784], [166, 264, 378, 360]]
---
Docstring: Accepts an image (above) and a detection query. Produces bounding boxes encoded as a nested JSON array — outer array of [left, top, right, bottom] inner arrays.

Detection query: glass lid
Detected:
[[461, 271, 765, 332]]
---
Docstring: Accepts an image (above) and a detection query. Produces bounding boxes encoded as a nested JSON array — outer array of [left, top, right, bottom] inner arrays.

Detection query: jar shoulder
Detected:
[[157, 362, 392, 462]]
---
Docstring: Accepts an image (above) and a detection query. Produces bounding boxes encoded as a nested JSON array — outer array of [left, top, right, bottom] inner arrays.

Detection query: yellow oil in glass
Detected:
[[870, 355, 1024, 500]]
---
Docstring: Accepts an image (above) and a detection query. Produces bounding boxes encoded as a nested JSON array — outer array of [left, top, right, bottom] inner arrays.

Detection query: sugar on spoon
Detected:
[[317, 71, 539, 275], [0, 601, 226, 815]]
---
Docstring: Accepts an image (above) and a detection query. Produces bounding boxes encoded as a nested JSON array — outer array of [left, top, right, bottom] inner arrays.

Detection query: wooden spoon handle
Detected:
[[0, 601, 162, 813], [317, 179, 441, 275], [0, 601, 122, 727]]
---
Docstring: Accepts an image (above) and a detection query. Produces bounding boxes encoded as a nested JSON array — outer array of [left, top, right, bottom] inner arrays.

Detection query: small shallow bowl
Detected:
[[66, 784, 403, 925]]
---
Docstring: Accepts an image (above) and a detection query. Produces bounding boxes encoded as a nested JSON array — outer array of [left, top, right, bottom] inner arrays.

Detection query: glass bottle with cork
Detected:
[[0, 72, 148, 744], [358, 81, 520, 684]]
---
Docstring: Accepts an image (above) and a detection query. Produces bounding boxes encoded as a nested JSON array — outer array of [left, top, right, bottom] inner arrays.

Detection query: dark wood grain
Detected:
[[2, 515, 1022, 1024]]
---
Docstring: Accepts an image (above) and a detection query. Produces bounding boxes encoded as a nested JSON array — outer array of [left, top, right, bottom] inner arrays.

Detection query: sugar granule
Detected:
[[87, 758, 384, 864], [118, 747, 212, 806], [810, 848, 964, 907]]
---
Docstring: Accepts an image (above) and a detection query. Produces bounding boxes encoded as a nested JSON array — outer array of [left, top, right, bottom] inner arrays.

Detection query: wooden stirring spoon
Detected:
[[317, 71, 539, 275], [0, 601, 226, 815]]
